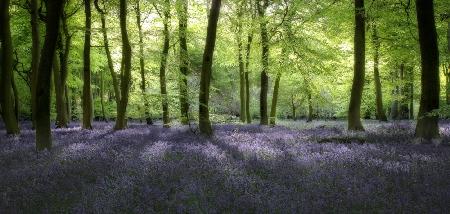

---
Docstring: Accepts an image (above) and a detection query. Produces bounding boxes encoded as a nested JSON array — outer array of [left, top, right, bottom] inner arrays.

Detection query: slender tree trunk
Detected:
[[390, 69, 399, 120], [11, 71, 19, 121], [65, 85, 71, 120], [237, 10, 246, 123], [399, 64, 410, 119], [177, 0, 190, 125], [348, 0, 365, 131], [198, 0, 222, 135], [245, 34, 253, 123], [55, 17, 72, 127], [100, 67, 106, 121], [82, 0, 93, 129], [372, 23, 387, 121], [415, 0, 440, 140], [409, 67, 414, 119], [0, 0, 20, 135], [35, 0, 64, 150], [135, 0, 152, 125], [269, 72, 281, 125], [257, 0, 269, 125], [30, 0, 40, 129], [114, 0, 133, 130], [159, 0, 171, 128], [446, 21, 450, 105], [94, 0, 120, 106], [291, 94, 296, 120], [307, 92, 313, 122], [53, 53, 66, 128]]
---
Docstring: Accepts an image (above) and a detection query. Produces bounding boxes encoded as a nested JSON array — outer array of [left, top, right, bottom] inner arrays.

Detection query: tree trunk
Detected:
[[237, 10, 246, 123], [30, 0, 40, 129], [198, 0, 222, 135], [55, 17, 72, 128], [35, 0, 64, 150], [94, 0, 121, 106], [135, 0, 152, 125], [82, 0, 93, 129], [415, 0, 440, 140], [348, 0, 365, 131], [399, 64, 410, 119], [372, 23, 387, 121], [0, 0, 20, 135], [114, 0, 133, 130], [245, 34, 253, 123], [257, 0, 269, 125], [53, 53, 66, 128], [11, 71, 19, 121], [446, 21, 450, 105], [409, 67, 414, 119], [390, 69, 399, 120], [159, 0, 171, 128], [291, 94, 296, 120], [269, 72, 281, 125], [100, 66, 106, 121], [177, 0, 189, 125], [307, 92, 313, 122]]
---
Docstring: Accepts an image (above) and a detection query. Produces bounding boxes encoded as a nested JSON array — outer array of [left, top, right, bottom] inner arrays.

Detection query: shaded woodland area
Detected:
[[1, 0, 450, 212]]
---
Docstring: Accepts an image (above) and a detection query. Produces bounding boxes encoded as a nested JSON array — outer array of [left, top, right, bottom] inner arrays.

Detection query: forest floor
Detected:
[[1, 120, 450, 212]]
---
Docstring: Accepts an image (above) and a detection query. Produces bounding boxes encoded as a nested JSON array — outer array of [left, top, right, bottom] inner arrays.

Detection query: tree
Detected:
[[177, 0, 190, 125], [269, 72, 281, 125], [237, 5, 246, 123], [35, 0, 64, 150], [371, 22, 387, 121], [257, 0, 269, 125], [135, 0, 152, 125], [94, 0, 121, 109], [0, 0, 20, 135], [199, 0, 222, 135], [82, 0, 93, 129], [414, 0, 440, 140], [348, 0, 365, 131], [157, 0, 171, 128], [114, 0, 133, 130], [30, 0, 40, 129], [54, 3, 76, 128], [244, 34, 253, 124]]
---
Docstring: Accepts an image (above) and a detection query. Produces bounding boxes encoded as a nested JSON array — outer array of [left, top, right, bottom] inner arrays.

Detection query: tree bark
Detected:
[[307, 92, 313, 122], [245, 34, 253, 123], [348, 0, 365, 131], [94, 0, 120, 106], [237, 9, 246, 123], [446, 21, 450, 105], [372, 23, 387, 121], [390, 69, 399, 120], [291, 94, 296, 120], [159, 0, 171, 128], [100, 66, 106, 121], [177, 0, 190, 125], [399, 64, 410, 119], [199, 0, 222, 135], [257, 0, 269, 125], [82, 0, 93, 129], [0, 0, 20, 135], [415, 0, 440, 140], [135, 0, 152, 125], [114, 0, 133, 130], [35, 0, 64, 150], [30, 0, 40, 129], [269, 72, 281, 125]]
